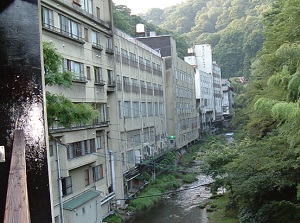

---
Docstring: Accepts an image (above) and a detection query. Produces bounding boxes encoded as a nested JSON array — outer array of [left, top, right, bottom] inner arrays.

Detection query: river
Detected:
[[125, 173, 213, 223]]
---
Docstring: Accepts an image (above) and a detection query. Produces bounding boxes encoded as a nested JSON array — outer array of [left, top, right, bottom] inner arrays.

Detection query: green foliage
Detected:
[[112, 3, 190, 59], [46, 93, 96, 128], [43, 42, 73, 87], [43, 42, 96, 128], [128, 188, 161, 212], [181, 173, 198, 183], [103, 214, 123, 223], [142, 0, 271, 78]]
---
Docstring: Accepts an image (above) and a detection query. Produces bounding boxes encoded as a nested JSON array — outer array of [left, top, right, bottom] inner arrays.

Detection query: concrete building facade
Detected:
[[137, 36, 199, 151], [110, 29, 167, 204], [41, 0, 116, 222], [184, 44, 223, 132]]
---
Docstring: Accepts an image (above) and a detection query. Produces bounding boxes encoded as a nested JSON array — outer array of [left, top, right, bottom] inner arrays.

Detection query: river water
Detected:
[[125, 173, 213, 223]]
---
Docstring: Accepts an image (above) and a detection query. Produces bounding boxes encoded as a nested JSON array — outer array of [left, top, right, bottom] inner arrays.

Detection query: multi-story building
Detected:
[[213, 62, 223, 125], [41, 0, 116, 222], [222, 78, 234, 126], [184, 44, 222, 132], [110, 29, 167, 203], [137, 35, 199, 151]]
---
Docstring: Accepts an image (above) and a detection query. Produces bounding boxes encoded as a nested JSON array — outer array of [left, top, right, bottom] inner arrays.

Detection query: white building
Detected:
[[184, 44, 222, 132], [222, 79, 234, 123]]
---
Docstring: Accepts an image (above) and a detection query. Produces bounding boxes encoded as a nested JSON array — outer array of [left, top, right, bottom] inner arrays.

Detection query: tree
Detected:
[[43, 42, 95, 128]]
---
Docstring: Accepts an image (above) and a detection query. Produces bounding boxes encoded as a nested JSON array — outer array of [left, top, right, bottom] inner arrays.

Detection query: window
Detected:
[[134, 134, 140, 146], [124, 101, 131, 118], [96, 136, 101, 149], [92, 165, 103, 182], [121, 48, 128, 58], [64, 59, 85, 81], [84, 27, 89, 41], [62, 176, 73, 196], [96, 7, 100, 19], [84, 169, 90, 186], [94, 67, 103, 84], [154, 102, 158, 116], [86, 66, 91, 80], [42, 7, 54, 30], [118, 101, 122, 118], [59, 15, 82, 40], [130, 52, 136, 61], [92, 30, 101, 48], [147, 102, 153, 116], [133, 102, 139, 117], [107, 69, 114, 84], [67, 139, 95, 159], [141, 102, 147, 117], [127, 150, 134, 164], [106, 37, 113, 50], [81, 0, 93, 14], [49, 144, 54, 157]]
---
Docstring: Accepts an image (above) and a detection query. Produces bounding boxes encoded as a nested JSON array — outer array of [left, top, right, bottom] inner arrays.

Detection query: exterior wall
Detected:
[[213, 62, 223, 122], [41, 0, 115, 222], [222, 79, 234, 117], [110, 29, 167, 202], [185, 44, 219, 131], [137, 36, 199, 150]]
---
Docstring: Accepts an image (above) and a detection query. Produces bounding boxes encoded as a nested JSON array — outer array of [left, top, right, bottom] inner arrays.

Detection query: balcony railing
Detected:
[[73, 74, 88, 83], [94, 79, 105, 86], [42, 22, 85, 43], [105, 47, 114, 55], [107, 80, 116, 87], [92, 43, 103, 51]]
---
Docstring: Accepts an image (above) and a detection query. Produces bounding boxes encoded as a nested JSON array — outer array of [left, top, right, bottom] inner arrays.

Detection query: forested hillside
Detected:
[[142, 0, 273, 78], [201, 0, 300, 222]]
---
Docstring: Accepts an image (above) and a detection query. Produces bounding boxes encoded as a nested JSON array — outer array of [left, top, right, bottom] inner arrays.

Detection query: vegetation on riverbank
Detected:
[[206, 194, 239, 223]]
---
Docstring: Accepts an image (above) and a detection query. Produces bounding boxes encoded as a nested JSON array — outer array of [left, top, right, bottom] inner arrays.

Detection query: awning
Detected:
[[63, 190, 100, 211]]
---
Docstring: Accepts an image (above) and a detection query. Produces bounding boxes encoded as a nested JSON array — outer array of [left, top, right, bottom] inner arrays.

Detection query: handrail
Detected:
[[4, 130, 30, 223]]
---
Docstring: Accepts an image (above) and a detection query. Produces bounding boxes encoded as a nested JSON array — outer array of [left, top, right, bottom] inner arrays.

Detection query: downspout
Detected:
[[109, 150, 116, 191], [55, 141, 65, 223]]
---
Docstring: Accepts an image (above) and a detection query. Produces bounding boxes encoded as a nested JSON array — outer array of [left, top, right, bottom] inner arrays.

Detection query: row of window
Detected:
[[116, 47, 162, 74], [118, 76, 163, 94], [175, 69, 194, 84], [118, 101, 164, 118], [67, 138, 99, 159], [176, 86, 194, 99], [62, 164, 103, 196], [42, 7, 112, 48], [63, 58, 114, 85], [176, 102, 195, 115]]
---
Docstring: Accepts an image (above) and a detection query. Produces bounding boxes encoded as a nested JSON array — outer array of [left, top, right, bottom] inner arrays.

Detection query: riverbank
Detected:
[[104, 142, 208, 223], [204, 194, 239, 223]]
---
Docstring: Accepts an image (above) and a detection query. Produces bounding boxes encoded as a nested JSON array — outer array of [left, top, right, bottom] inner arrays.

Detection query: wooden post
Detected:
[[4, 130, 30, 223]]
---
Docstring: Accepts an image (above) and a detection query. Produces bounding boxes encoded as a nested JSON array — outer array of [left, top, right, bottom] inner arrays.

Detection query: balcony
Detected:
[[107, 80, 116, 92], [92, 43, 103, 51], [105, 47, 114, 55], [42, 23, 85, 44], [94, 79, 105, 86], [73, 74, 88, 83]]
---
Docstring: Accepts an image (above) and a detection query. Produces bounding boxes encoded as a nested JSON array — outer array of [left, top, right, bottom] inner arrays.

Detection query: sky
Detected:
[[112, 0, 186, 14]]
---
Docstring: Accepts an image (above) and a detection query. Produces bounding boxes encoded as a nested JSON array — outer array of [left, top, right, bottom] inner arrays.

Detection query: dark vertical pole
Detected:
[[0, 0, 52, 222]]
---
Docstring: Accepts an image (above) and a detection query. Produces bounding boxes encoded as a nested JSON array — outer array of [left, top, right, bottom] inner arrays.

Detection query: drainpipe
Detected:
[[55, 141, 65, 223], [104, 129, 110, 188], [109, 150, 116, 191]]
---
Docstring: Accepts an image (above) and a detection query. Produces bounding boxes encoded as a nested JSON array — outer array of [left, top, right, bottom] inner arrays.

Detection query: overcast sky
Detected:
[[112, 0, 186, 14]]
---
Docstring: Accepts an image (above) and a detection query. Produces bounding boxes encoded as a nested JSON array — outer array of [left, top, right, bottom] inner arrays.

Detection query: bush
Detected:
[[103, 214, 123, 223], [182, 173, 198, 183]]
